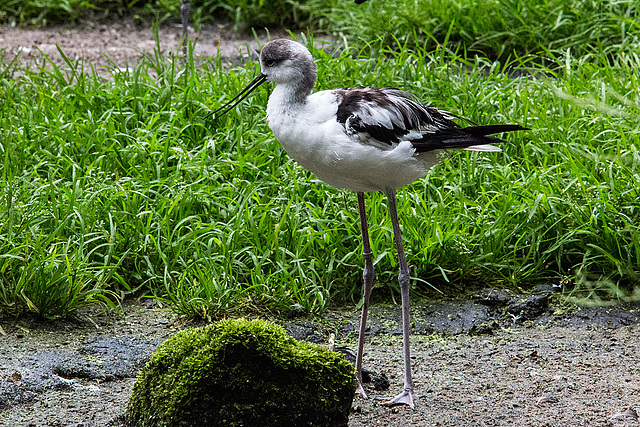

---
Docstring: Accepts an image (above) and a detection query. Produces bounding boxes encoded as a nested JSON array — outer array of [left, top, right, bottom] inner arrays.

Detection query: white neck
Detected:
[[267, 82, 309, 118]]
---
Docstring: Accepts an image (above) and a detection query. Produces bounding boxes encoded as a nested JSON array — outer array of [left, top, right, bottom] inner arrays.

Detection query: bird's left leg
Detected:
[[382, 189, 415, 409], [355, 191, 374, 398]]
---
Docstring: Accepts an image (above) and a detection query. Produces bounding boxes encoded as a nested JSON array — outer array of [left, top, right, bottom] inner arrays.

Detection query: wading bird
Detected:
[[208, 39, 527, 408]]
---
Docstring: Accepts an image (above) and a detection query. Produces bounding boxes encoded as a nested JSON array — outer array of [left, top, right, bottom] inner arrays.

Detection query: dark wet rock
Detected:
[[337, 302, 501, 338], [284, 320, 325, 344], [80, 335, 159, 378], [363, 369, 390, 391], [328, 296, 640, 343], [337, 307, 390, 338], [47, 335, 158, 382], [0, 334, 158, 411], [333, 346, 390, 391], [412, 301, 499, 335], [0, 375, 32, 410], [0, 350, 77, 409], [553, 303, 640, 329], [469, 320, 500, 335], [474, 288, 515, 307], [507, 295, 549, 321]]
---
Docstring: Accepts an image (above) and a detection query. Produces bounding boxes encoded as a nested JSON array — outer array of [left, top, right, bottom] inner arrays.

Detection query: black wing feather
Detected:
[[411, 124, 529, 152]]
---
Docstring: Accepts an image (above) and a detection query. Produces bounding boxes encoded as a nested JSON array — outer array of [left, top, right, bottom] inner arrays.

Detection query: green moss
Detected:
[[126, 318, 357, 427]]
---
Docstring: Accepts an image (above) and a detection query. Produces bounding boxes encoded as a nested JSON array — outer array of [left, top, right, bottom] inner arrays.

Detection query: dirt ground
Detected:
[[0, 18, 293, 73], [1, 20, 639, 427], [1, 297, 640, 427]]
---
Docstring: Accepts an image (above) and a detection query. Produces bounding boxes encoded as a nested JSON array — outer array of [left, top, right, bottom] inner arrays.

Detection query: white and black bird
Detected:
[[208, 39, 528, 408]]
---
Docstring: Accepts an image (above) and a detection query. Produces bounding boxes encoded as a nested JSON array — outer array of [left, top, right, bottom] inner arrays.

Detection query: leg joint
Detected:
[[398, 270, 410, 289]]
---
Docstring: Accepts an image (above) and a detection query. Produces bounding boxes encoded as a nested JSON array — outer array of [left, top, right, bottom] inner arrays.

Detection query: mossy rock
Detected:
[[125, 318, 357, 427]]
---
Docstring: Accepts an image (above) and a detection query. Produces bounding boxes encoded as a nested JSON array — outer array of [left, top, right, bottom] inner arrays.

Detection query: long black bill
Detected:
[[205, 73, 268, 119]]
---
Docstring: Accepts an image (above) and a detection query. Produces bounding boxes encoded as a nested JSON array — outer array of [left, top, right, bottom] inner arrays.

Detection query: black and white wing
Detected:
[[334, 87, 527, 152]]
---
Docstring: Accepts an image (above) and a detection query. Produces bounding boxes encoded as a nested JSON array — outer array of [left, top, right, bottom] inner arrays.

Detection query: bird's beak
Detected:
[[206, 73, 268, 119]]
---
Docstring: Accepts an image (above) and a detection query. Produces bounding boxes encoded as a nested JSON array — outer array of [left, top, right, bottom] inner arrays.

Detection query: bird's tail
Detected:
[[450, 125, 530, 151], [453, 124, 529, 152], [412, 124, 529, 153], [461, 144, 502, 152], [462, 124, 529, 136]]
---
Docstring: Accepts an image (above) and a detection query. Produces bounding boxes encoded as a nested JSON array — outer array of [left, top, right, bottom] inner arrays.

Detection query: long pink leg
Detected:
[[355, 191, 374, 398], [382, 189, 415, 408]]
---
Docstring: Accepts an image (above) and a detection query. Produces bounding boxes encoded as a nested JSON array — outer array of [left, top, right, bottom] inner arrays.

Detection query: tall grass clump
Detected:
[[1, 31, 639, 319], [309, 0, 639, 62]]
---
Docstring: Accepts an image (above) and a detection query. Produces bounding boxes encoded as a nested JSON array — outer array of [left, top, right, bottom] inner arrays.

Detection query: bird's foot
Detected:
[[356, 382, 368, 399], [382, 389, 414, 409]]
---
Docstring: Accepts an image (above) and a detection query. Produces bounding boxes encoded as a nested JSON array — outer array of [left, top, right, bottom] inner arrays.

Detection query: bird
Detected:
[[207, 38, 528, 408]]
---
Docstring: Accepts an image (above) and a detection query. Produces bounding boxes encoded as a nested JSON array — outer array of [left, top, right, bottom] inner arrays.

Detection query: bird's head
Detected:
[[207, 39, 316, 120], [259, 39, 316, 86]]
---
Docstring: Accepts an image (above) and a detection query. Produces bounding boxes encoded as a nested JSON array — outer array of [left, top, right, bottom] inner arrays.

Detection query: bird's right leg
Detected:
[[355, 191, 374, 398], [381, 189, 414, 408]]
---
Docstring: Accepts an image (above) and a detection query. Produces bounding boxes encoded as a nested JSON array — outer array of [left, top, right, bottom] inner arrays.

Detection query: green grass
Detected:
[[1, 33, 639, 319], [311, 0, 639, 62]]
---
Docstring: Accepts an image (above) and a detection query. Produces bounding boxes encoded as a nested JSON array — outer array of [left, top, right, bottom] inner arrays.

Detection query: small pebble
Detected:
[[536, 395, 558, 405]]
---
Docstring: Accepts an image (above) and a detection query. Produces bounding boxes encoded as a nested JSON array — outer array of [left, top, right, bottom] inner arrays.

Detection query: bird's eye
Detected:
[[262, 58, 278, 67], [261, 52, 285, 68]]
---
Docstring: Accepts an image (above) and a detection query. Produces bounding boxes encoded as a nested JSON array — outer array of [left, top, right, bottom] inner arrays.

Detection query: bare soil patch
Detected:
[[0, 19, 289, 73]]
